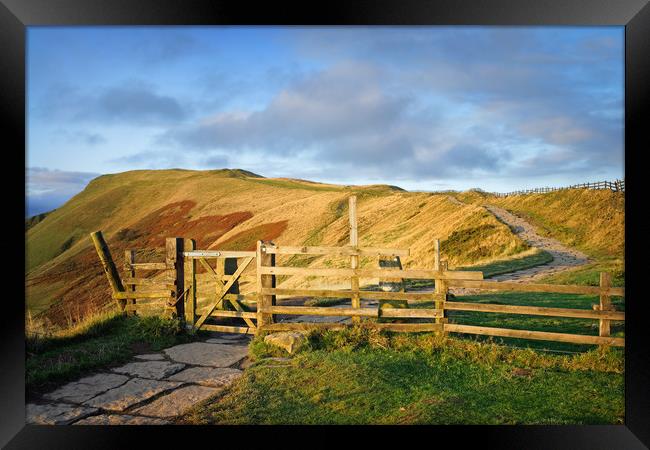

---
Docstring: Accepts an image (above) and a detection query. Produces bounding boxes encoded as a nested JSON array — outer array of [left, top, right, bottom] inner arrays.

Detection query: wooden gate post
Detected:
[[599, 272, 612, 338], [166, 238, 185, 321], [257, 240, 276, 328], [90, 231, 126, 311], [184, 238, 196, 329], [349, 196, 361, 323], [124, 250, 136, 315]]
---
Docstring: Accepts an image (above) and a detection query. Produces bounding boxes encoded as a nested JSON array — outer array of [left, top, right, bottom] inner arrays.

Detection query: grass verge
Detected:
[[179, 324, 623, 425], [26, 311, 198, 396]]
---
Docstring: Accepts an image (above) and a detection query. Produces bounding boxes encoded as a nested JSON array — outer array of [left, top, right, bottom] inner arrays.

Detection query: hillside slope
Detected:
[[26, 169, 528, 325]]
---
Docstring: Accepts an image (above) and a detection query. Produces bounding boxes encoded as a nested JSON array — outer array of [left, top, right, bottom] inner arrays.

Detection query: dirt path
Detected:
[[483, 204, 589, 283], [437, 197, 591, 294]]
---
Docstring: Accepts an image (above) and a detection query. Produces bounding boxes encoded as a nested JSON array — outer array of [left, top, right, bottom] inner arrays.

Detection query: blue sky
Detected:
[[26, 26, 624, 216]]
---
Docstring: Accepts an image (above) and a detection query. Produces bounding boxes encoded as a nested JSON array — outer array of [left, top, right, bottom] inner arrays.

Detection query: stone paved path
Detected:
[[26, 333, 251, 425]]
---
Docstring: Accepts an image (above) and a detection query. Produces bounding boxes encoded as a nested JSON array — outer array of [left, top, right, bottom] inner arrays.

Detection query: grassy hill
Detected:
[[26, 170, 625, 328], [26, 169, 530, 326]]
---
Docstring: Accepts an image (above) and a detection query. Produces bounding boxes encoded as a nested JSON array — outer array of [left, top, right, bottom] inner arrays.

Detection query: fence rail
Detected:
[[493, 179, 624, 197]]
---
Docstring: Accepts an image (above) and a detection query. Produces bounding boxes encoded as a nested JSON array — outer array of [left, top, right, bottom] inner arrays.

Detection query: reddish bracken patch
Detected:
[[32, 201, 254, 326], [215, 220, 289, 251], [116, 200, 253, 249]]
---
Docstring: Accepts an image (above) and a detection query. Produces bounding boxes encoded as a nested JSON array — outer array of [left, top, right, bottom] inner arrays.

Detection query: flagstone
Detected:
[[132, 385, 220, 418], [43, 373, 130, 403], [83, 378, 183, 412], [164, 342, 248, 367]]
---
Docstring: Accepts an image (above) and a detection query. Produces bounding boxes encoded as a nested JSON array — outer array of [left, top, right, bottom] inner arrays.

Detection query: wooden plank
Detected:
[[209, 310, 258, 319], [257, 241, 276, 327], [261, 322, 348, 332], [194, 256, 254, 330], [260, 322, 445, 333], [380, 308, 443, 319], [263, 245, 410, 257], [349, 196, 360, 323], [123, 278, 176, 287], [129, 262, 170, 270], [200, 324, 256, 334], [599, 272, 612, 337], [262, 287, 444, 302], [125, 285, 177, 294], [196, 294, 257, 303], [444, 323, 625, 346], [114, 291, 175, 299], [262, 305, 378, 317], [444, 301, 625, 320], [183, 250, 257, 258], [258, 266, 484, 280], [446, 279, 623, 296], [90, 231, 126, 310]]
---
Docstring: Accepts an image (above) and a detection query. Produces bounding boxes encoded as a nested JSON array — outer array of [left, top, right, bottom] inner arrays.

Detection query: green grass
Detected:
[[26, 312, 199, 395], [423, 292, 625, 353], [539, 258, 625, 287], [457, 249, 554, 278], [443, 222, 530, 262], [179, 326, 623, 425]]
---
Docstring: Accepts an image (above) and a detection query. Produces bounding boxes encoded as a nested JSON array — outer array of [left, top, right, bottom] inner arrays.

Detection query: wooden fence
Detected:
[[493, 179, 625, 197], [91, 197, 625, 347]]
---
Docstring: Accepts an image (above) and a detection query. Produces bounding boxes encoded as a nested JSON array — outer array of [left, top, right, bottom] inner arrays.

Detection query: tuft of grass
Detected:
[[26, 312, 198, 394], [180, 324, 623, 425]]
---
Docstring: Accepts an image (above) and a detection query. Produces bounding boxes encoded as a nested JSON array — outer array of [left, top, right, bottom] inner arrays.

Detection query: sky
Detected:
[[26, 26, 624, 216]]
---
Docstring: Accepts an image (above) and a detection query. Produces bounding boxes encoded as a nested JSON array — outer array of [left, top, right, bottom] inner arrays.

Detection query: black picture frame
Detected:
[[3, 0, 648, 447]]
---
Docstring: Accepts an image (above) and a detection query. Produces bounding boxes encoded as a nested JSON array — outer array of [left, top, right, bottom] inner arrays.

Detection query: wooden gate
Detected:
[[183, 245, 258, 334]]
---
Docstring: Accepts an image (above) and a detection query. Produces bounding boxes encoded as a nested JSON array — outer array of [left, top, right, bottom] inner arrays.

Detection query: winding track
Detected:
[[482, 204, 589, 283]]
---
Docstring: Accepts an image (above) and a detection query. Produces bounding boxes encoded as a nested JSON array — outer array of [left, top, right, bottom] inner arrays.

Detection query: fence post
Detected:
[[599, 272, 612, 338], [166, 237, 185, 322], [435, 259, 448, 332], [184, 238, 196, 330], [257, 240, 276, 328], [349, 196, 361, 323], [90, 231, 126, 311], [124, 250, 136, 316]]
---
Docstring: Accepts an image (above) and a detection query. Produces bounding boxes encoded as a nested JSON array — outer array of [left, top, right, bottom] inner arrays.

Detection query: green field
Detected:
[[179, 326, 623, 425]]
